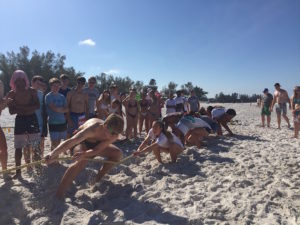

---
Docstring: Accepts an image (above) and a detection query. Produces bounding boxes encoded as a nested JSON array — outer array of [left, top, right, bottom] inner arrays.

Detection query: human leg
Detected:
[[169, 143, 183, 163], [0, 127, 8, 170], [93, 144, 123, 183], [56, 159, 89, 199], [261, 115, 265, 127]]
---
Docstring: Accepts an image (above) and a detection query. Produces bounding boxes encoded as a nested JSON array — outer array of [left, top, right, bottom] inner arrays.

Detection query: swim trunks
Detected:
[[14, 114, 40, 148], [261, 106, 271, 116], [275, 103, 287, 116]]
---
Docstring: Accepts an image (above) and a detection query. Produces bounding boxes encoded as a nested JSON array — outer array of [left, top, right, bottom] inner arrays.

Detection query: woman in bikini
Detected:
[[96, 90, 110, 120], [138, 92, 150, 135], [148, 90, 161, 128], [133, 120, 183, 163], [291, 86, 300, 138], [123, 89, 138, 139]]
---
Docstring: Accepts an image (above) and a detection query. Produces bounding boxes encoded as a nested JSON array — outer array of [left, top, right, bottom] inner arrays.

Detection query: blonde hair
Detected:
[[104, 113, 124, 134], [49, 77, 61, 86]]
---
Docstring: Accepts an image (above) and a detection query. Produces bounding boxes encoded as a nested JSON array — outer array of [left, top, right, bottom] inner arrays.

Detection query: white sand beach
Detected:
[[1, 103, 300, 225]]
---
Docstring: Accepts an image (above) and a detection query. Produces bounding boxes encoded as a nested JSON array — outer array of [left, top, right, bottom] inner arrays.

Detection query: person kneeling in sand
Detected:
[[45, 113, 124, 199], [211, 107, 236, 136], [133, 120, 184, 164], [172, 115, 214, 148]]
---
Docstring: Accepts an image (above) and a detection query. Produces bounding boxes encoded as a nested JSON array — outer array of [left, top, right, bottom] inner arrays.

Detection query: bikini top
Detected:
[[128, 101, 137, 108], [140, 101, 148, 108], [293, 98, 300, 104]]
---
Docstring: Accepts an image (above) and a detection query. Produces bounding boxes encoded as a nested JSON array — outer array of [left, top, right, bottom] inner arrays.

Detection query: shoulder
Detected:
[[7, 90, 15, 97]]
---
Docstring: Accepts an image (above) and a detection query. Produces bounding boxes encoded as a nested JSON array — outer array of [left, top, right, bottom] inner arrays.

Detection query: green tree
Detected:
[[0, 46, 83, 93]]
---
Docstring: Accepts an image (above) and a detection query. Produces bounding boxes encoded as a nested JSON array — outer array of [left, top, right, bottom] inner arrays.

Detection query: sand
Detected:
[[0, 103, 300, 225]]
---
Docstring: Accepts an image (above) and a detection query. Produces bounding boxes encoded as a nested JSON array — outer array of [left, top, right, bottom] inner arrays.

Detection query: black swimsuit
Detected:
[[127, 101, 138, 117], [83, 140, 101, 149]]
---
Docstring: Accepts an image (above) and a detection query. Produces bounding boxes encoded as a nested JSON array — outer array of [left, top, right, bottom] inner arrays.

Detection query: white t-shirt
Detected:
[[148, 128, 183, 148], [165, 99, 176, 114], [211, 108, 226, 120], [176, 116, 211, 136]]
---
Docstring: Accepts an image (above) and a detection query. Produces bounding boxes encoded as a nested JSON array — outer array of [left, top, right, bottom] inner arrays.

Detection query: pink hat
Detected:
[[10, 70, 30, 91]]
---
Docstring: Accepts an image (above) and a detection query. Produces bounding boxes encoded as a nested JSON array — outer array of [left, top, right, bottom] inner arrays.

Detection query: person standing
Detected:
[[271, 83, 291, 129], [0, 80, 12, 178], [59, 74, 71, 98], [261, 88, 273, 128], [187, 90, 200, 114], [45, 78, 69, 151], [84, 76, 99, 119], [66, 77, 89, 138], [291, 86, 300, 138], [7, 70, 40, 178]]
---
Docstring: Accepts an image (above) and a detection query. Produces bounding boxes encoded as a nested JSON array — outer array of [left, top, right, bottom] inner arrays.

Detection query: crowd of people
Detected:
[[259, 83, 300, 138], [0, 69, 238, 198]]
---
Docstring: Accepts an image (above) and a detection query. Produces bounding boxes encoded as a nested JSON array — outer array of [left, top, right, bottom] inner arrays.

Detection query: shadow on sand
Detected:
[[69, 181, 188, 225]]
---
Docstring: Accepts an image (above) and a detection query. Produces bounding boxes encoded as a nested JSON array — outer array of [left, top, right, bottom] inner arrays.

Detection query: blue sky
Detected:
[[0, 0, 299, 97]]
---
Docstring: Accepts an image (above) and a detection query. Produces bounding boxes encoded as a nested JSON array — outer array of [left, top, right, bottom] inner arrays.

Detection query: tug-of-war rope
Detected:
[[0, 154, 134, 175]]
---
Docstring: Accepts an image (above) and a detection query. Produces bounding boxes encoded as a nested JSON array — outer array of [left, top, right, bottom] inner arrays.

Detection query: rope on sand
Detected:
[[0, 154, 134, 175]]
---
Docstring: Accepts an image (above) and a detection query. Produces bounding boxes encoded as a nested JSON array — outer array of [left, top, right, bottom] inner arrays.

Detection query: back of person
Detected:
[[175, 96, 185, 112], [211, 107, 226, 120], [177, 116, 211, 136], [188, 95, 199, 112], [166, 98, 176, 114]]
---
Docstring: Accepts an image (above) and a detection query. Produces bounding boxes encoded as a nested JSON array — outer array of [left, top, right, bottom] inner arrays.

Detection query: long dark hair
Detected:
[[152, 120, 173, 142]]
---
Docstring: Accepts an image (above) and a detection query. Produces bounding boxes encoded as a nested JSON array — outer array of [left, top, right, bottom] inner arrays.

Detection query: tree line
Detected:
[[212, 92, 261, 103], [0, 46, 259, 102]]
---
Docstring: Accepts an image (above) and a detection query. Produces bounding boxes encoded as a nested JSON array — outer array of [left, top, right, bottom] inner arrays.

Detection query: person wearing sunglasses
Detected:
[[44, 113, 124, 199]]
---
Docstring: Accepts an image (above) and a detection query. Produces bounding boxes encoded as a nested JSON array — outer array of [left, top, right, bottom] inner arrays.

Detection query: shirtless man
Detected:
[[66, 77, 89, 137], [44, 113, 124, 199], [7, 70, 40, 178], [271, 83, 291, 129]]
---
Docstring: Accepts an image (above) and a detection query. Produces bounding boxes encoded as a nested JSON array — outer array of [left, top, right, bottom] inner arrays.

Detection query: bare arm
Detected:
[[220, 121, 233, 135], [137, 135, 151, 152], [49, 103, 69, 113], [285, 91, 291, 108], [48, 125, 94, 159], [85, 93, 89, 119], [66, 91, 73, 123], [291, 96, 295, 110], [7, 91, 17, 114], [271, 92, 277, 109]]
